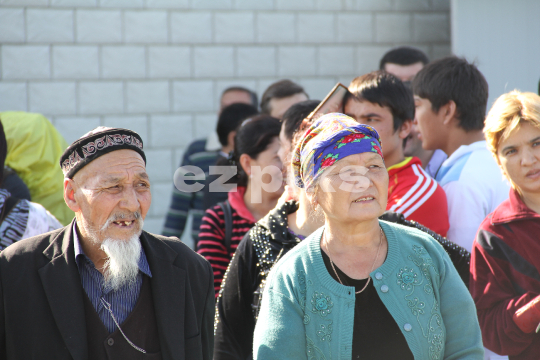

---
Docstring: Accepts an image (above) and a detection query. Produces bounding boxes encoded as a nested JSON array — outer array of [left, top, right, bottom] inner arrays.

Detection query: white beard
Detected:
[[77, 211, 145, 291], [101, 235, 142, 291]]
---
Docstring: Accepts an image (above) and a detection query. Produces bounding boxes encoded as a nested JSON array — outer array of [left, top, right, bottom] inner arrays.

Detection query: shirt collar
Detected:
[[491, 188, 540, 225], [227, 186, 256, 223], [72, 220, 152, 278]]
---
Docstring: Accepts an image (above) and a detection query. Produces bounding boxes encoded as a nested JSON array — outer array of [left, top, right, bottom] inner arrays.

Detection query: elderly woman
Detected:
[[253, 113, 483, 359], [470, 91, 540, 360]]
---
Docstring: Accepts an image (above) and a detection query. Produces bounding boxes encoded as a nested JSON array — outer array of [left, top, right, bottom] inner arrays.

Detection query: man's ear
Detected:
[[239, 153, 252, 176], [441, 100, 457, 126], [398, 119, 413, 140], [64, 179, 81, 212]]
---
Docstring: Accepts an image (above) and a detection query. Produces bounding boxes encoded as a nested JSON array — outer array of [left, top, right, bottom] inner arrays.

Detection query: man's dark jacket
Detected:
[[0, 220, 214, 360]]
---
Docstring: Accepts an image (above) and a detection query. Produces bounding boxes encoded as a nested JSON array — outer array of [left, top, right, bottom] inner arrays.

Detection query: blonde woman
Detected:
[[470, 91, 540, 360]]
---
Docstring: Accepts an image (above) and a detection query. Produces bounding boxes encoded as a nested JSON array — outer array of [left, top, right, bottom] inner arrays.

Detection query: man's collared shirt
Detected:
[[73, 221, 152, 334]]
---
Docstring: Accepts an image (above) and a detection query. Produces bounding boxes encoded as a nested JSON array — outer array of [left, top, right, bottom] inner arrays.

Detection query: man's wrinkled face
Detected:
[[71, 149, 151, 244]]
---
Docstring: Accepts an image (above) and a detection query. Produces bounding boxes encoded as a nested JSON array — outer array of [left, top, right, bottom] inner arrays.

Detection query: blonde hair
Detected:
[[484, 90, 540, 187], [485, 90, 540, 155]]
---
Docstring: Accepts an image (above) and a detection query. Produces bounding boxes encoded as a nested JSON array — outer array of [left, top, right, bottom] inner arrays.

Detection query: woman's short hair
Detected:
[[484, 90, 540, 186], [484, 90, 540, 155], [234, 114, 281, 187]]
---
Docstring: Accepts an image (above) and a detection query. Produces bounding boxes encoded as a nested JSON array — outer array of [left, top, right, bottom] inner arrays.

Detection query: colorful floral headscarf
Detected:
[[292, 113, 383, 190]]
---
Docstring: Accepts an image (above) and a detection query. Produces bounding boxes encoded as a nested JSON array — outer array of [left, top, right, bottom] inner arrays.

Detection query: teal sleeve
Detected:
[[253, 287, 308, 360], [439, 248, 484, 359]]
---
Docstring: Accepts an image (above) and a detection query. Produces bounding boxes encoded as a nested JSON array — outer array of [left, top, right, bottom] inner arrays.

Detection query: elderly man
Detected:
[[0, 127, 214, 360]]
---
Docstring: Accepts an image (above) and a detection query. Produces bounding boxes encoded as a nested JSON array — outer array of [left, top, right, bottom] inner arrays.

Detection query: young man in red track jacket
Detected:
[[345, 71, 449, 236]]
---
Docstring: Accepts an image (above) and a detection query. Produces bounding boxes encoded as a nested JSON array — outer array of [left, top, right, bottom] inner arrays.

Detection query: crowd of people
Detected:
[[0, 46, 539, 359]]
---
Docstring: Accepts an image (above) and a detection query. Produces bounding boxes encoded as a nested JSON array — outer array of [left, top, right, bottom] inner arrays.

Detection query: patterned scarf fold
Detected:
[[292, 113, 383, 190]]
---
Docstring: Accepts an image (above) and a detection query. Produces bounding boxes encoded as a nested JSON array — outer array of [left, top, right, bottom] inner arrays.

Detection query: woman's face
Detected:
[[277, 125, 291, 164], [497, 121, 540, 198], [248, 137, 285, 196], [314, 152, 388, 224]]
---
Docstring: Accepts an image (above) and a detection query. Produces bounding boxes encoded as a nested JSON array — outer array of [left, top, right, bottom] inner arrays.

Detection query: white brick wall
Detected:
[[193, 46, 234, 77], [256, 13, 295, 43], [146, 0, 189, 9], [318, 46, 355, 76], [150, 115, 193, 147], [337, 14, 373, 43], [54, 117, 100, 144], [2, 46, 50, 79], [0, 82, 27, 112], [102, 46, 146, 78], [26, 9, 74, 43], [0, 8, 25, 43], [376, 13, 412, 43], [79, 81, 124, 114], [297, 13, 335, 43], [170, 12, 212, 43], [51, 0, 97, 6], [214, 12, 254, 43], [148, 46, 191, 78], [126, 81, 170, 113], [76, 10, 122, 43], [0, 0, 451, 243], [29, 82, 76, 115], [103, 115, 148, 142], [237, 46, 276, 77], [124, 10, 168, 43], [173, 80, 214, 111], [53, 46, 99, 79], [278, 46, 317, 76]]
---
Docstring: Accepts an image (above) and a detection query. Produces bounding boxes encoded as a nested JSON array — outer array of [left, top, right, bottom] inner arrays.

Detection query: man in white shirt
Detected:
[[412, 56, 509, 252]]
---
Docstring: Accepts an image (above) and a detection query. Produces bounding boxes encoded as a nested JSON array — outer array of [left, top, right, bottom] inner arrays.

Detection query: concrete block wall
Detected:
[[0, 0, 450, 238]]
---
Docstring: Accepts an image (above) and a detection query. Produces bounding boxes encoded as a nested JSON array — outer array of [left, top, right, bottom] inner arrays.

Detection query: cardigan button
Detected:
[[375, 272, 383, 280], [381, 285, 389, 293], [107, 338, 114, 346], [404, 323, 412, 332]]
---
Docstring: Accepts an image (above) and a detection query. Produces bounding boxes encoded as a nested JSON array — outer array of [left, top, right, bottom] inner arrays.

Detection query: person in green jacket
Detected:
[[253, 113, 483, 359], [1, 112, 73, 225]]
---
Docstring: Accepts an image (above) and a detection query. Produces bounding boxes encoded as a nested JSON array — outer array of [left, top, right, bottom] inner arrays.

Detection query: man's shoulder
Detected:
[[185, 138, 207, 154], [442, 149, 507, 193], [440, 145, 499, 185], [142, 231, 210, 270], [387, 157, 443, 205]]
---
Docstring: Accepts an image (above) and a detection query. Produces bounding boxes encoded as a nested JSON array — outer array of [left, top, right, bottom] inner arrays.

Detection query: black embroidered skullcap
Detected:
[[60, 127, 146, 179]]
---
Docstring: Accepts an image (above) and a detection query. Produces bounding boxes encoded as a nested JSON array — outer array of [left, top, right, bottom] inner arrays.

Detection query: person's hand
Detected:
[[513, 295, 540, 333]]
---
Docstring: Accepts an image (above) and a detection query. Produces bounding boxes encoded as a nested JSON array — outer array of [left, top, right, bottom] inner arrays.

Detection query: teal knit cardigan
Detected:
[[253, 220, 484, 359]]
